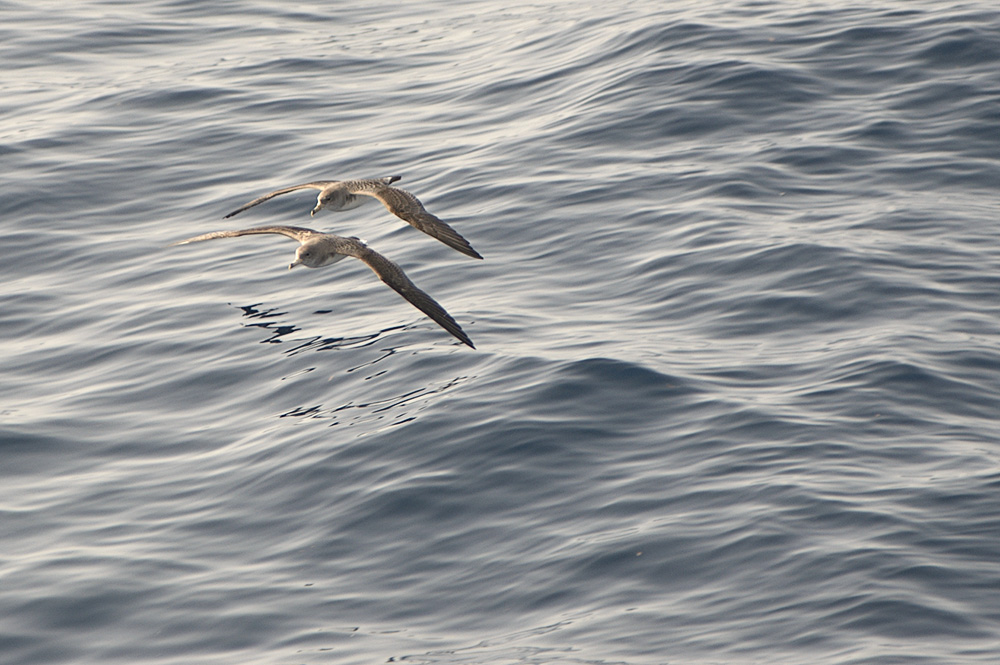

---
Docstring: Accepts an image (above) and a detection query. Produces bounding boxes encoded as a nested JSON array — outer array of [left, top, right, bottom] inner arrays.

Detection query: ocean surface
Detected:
[[2, 1, 1000, 663]]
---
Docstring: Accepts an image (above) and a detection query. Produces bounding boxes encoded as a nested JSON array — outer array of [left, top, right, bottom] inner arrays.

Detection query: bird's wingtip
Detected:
[[455, 328, 476, 348], [459, 246, 484, 260]]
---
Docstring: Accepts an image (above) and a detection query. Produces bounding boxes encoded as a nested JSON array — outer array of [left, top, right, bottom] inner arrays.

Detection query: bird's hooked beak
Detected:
[[288, 259, 301, 270], [310, 204, 321, 216]]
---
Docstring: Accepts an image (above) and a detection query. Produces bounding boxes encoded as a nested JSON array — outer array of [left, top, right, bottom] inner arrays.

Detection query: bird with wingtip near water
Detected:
[[172, 225, 475, 348], [223, 176, 483, 260]]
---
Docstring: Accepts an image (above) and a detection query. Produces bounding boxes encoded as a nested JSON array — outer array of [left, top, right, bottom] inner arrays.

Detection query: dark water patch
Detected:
[[838, 359, 1000, 422], [843, 119, 916, 148], [683, 60, 825, 109], [229, 54, 387, 77], [832, 596, 985, 640], [919, 26, 1000, 69], [92, 85, 235, 111], [0, 428, 82, 477], [602, 20, 720, 56], [763, 143, 882, 177]]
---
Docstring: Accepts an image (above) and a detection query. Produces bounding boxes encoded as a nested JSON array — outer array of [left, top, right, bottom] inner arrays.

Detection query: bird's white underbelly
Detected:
[[333, 196, 372, 212], [316, 253, 348, 267]]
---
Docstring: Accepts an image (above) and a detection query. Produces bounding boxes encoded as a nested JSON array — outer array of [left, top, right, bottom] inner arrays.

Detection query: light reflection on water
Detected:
[[2, 1, 1000, 664]]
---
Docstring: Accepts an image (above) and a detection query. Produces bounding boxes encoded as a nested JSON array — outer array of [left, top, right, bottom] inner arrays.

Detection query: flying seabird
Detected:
[[223, 176, 482, 260], [173, 225, 475, 348]]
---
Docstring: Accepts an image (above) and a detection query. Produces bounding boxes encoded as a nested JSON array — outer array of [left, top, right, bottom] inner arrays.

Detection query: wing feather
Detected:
[[351, 185, 483, 259], [338, 240, 475, 347], [173, 225, 323, 245], [223, 182, 335, 219]]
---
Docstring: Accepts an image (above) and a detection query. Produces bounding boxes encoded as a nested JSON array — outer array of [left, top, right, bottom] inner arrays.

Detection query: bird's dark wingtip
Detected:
[[455, 243, 484, 260], [444, 322, 475, 348]]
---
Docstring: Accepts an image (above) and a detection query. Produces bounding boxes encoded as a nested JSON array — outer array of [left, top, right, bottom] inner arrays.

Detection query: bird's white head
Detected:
[[311, 187, 344, 216]]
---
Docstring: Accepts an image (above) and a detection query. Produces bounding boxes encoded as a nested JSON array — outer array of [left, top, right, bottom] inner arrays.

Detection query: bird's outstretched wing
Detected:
[[335, 238, 475, 348], [349, 183, 483, 260], [223, 176, 401, 219], [223, 182, 335, 219], [173, 225, 324, 245]]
